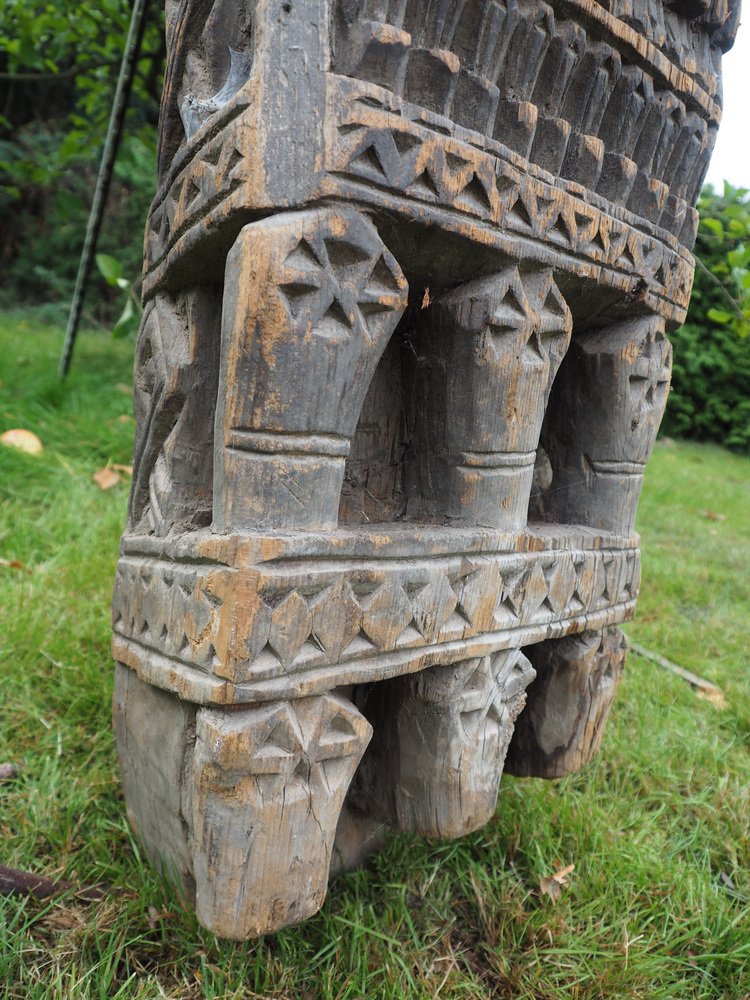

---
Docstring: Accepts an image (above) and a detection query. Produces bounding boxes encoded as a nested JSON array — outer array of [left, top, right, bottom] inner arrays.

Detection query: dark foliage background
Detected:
[[664, 185, 750, 452], [0, 0, 164, 317]]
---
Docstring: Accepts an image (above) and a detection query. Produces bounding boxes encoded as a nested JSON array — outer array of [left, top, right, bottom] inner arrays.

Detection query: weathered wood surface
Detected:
[[359, 649, 536, 838], [506, 626, 628, 779], [112, 0, 738, 938]]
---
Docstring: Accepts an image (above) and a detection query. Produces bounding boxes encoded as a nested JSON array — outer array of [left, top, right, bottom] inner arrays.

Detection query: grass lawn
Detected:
[[1, 311, 749, 999]]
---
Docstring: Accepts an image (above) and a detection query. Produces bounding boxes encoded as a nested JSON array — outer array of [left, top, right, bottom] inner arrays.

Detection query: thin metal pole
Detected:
[[59, 0, 150, 377]]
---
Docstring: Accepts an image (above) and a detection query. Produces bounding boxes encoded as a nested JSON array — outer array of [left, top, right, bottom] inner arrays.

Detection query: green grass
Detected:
[[1, 310, 749, 999]]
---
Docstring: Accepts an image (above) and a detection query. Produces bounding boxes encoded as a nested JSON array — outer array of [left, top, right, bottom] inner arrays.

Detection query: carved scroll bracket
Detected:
[[214, 207, 408, 532]]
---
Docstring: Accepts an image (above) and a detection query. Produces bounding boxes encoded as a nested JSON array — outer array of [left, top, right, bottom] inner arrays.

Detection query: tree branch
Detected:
[[694, 252, 744, 318], [0, 59, 120, 82], [0, 864, 106, 902]]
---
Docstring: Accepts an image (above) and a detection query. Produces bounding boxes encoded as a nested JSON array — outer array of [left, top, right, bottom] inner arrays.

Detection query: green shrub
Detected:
[[0, 0, 163, 317], [0, 128, 156, 316], [663, 185, 750, 452], [665, 319, 750, 450]]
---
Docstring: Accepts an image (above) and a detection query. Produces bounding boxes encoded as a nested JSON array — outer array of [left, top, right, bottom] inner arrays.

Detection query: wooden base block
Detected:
[[114, 665, 371, 938], [505, 627, 628, 779], [358, 650, 536, 839], [113, 663, 196, 897]]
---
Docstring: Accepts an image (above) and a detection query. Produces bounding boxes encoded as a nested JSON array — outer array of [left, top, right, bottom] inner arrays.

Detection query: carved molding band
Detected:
[[112, 527, 640, 704], [323, 80, 695, 318], [141, 78, 696, 327]]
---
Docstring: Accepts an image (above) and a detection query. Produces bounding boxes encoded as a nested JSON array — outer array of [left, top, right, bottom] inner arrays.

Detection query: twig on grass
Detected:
[[630, 642, 727, 707], [0, 865, 65, 899], [0, 865, 106, 902]]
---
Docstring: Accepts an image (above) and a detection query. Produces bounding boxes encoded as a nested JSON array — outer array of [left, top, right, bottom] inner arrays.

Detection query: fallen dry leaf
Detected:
[[540, 863, 575, 903], [1, 428, 43, 455], [93, 467, 121, 490], [0, 559, 24, 571], [539, 877, 561, 902], [696, 686, 729, 709], [720, 871, 736, 891], [421, 287, 432, 309], [41, 906, 87, 932], [700, 509, 726, 522], [147, 905, 174, 929]]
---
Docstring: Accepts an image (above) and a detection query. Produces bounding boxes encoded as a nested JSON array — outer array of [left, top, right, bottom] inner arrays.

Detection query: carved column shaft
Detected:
[[506, 627, 629, 779], [214, 208, 408, 532], [410, 266, 572, 529], [535, 315, 672, 534], [356, 649, 536, 839]]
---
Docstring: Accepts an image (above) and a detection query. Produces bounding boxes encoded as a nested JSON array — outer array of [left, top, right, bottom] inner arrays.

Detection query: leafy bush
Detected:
[[0, 129, 156, 314], [0, 0, 163, 316], [663, 184, 750, 452]]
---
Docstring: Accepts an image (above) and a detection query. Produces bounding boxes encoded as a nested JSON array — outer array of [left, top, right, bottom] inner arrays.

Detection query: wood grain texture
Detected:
[[505, 627, 628, 778], [356, 649, 536, 838], [113, 663, 196, 892], [191, 694, 371, 938], [113, 0, 736, 937]]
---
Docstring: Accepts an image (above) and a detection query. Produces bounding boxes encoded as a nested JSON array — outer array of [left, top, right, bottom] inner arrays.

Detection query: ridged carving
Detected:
[[328, 90, 694, 308], [112, 534, 640, 697], [333, 0, 734, 225]]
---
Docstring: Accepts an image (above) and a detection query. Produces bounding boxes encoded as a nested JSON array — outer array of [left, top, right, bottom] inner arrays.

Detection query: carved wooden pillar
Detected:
[[191, 694, 371, 938], [359, 649, 536, 838], [410, 267, 572, 530], [114, 665, 372, 939], [214, 208, 408, 532], [514, 316, 670, 769], [112, 0, 738, 939], [534, 315, 672, 534], [506, 627, 629, 779], [129, 288, 222, 536]]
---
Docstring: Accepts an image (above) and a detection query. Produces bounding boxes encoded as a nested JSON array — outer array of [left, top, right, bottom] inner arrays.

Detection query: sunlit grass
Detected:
[[1, 312, 749, 999]]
